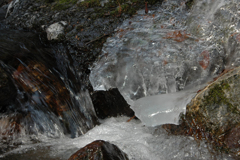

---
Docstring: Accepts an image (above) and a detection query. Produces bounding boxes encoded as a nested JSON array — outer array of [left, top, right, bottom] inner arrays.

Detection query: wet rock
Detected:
[[68, 140, 129, 160], [0, 66, 17, 111], [91, 88, 134, 119], [46, 21, 67, 40], [13, 62, 71, 116], [164, 67, 240, 155], [0, 0, 8, 7], [13, 61, 99, 137]]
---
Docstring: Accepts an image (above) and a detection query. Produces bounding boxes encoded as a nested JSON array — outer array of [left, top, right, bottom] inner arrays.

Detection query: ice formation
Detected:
[[90, 0, 228, 105], [90, 0, 240, 126], [131, 88, 196, 126]]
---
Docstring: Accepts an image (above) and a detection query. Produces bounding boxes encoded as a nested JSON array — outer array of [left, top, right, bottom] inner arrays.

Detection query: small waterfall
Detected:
[[0, 28, 98, 153]]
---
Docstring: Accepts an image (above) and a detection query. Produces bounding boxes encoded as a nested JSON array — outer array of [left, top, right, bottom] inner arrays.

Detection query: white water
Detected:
[[0, 117, 234, 160]]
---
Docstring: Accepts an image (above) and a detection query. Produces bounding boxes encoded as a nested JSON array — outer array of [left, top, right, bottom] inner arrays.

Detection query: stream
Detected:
[[1, 0, 240, 159]]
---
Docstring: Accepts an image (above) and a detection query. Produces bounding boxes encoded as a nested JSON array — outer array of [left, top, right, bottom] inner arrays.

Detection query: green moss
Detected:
[[203, 83, 232, 107], [52, 0, 78, 10], [77, 0, 101, 8]]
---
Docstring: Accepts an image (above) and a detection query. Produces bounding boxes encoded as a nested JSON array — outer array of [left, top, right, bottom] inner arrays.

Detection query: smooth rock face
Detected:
[[46, 21, 67, 40], [164, 66, 240, 155], [91, 88, 134, 119], [68, 140, 129, 160]]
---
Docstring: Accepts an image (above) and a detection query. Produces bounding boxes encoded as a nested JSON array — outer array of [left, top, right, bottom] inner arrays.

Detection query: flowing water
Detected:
[[1, 0, 240, 159]]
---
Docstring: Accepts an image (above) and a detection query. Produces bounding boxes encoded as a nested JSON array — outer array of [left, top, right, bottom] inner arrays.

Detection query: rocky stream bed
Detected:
[[1, 0, 240, 159]]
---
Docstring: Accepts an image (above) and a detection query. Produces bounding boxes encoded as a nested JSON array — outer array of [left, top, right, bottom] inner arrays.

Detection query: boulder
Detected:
[[163, 66, 240, 155], [91, 88, 134, 119], [46, 21, 67, 40], [68, 140, 129, 160]]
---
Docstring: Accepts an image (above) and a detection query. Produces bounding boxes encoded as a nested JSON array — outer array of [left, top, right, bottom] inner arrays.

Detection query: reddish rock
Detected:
[[68, 140, 129, 160], [225, 124, 240, 149], [13, 62, 70, 116]]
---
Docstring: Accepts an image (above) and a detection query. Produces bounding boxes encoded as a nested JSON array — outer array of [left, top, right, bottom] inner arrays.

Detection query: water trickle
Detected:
[[0, 28, 98, 153]]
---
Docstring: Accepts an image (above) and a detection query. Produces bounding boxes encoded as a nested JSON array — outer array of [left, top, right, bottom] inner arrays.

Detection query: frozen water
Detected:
[[131, 87, 196, 126], [90, 0, 240, 126], [0, 117, 234, 160], [90, 0, 240, 105], [131, 81, 211, 126]]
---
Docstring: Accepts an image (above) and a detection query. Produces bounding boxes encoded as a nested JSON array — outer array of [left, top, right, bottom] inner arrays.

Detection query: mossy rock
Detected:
[[164, 66, 240, 156]]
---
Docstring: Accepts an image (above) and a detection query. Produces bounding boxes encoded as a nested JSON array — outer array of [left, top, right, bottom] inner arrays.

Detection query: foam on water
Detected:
[[0, 117, 234, 160]]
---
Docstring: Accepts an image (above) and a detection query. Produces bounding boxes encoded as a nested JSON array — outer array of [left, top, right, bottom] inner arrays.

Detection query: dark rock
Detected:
[[91, 88, 134, 119], [0, 0, 8, 7], [0, 7, 6, 21], [0, 65, 17, 111], [12, 61, 99, 137], [68, 140, 129, 160]]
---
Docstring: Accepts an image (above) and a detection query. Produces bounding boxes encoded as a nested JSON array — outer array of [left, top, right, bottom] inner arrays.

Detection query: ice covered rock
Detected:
[[46, 21, 67, 40]]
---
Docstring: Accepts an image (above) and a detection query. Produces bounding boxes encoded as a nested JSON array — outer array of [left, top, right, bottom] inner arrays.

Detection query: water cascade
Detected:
[[1, 0, 240, 159]]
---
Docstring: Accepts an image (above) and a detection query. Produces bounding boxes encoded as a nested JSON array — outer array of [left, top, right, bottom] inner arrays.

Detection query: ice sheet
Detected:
[[131, 88, 196, 126]]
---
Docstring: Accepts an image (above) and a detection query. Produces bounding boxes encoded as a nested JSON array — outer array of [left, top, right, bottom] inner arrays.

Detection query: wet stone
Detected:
[[164, 66, 240, 155], [91, 88, 134, 119], [68, 140, 129, 160]]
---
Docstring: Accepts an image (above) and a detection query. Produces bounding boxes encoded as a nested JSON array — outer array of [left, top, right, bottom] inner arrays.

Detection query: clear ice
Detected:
[[90, 0, 240, 126]]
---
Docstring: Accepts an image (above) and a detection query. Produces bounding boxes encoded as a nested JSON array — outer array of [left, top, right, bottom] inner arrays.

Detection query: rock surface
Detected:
[[68, 140, 129, 160], [91, 88, 134, 119], [2, 0, 163, 58], [163, 66, 240, 156], [46, 21, 67, 40], [0, 66, 17, 111]]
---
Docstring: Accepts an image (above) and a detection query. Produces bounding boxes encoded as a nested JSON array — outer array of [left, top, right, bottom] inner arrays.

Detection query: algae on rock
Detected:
[[164, 66, 240, 155]]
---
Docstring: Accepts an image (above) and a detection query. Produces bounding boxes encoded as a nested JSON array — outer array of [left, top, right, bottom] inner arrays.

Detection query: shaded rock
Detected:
[[0, 0, 8, 7], [163, 67, 240, 155], [46, 21, 67, 40], [68, 140, 129, 160], [0, 65, 17, 111], [0, 7, 6, 21], [91, 88, 134, 119]]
